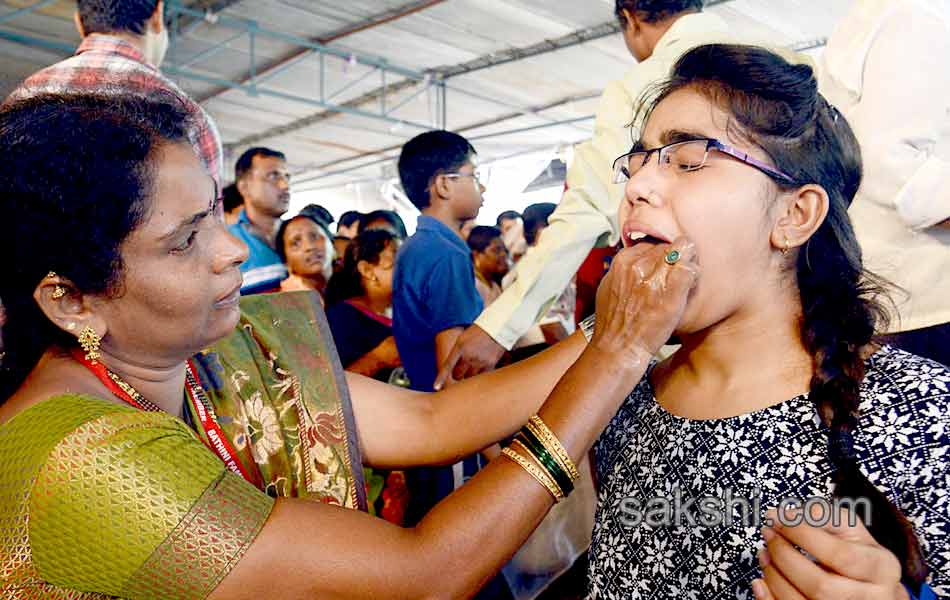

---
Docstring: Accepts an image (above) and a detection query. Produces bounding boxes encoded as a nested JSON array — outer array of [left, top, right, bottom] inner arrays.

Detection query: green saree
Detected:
[[0, 291, 367, 598], [189, 290, 367, 510], [0, 395, 274, 599]]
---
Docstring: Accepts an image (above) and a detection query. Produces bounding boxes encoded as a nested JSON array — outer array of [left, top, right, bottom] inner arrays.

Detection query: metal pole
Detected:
[[248, 26, 257, 95], [165, 3, 426, 81], [292, 114, 594, 186], [466, 115, 593, 141], [439, 81, 447, 130], [319, 53, 326, 102], [384, 81, 432, 118], [178, 30, 246, 69], [0, 0, 58, 25]]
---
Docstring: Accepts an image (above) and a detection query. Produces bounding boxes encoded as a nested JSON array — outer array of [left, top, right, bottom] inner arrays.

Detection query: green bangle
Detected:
[[517, 431, 574, 496], [521, 423, 577, 489]]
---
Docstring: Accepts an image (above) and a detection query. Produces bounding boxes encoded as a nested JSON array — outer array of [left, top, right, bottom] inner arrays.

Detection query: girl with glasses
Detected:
[[588, 44, 948, 600]]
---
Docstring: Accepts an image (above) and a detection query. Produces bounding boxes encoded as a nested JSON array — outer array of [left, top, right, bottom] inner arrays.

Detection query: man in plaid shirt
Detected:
[[8, 0, 222, 184]]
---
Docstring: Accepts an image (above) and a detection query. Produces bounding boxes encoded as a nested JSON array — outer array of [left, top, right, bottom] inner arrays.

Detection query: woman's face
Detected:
[[93, 142, 248, 362], [362, 242, 397, 301], [283, 217, 332, 279], [618, 87, 786, 335]]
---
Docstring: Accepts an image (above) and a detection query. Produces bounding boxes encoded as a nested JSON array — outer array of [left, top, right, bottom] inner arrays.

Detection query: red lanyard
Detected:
[[182, 359, 253, 483], [73, 348, 253, 483]]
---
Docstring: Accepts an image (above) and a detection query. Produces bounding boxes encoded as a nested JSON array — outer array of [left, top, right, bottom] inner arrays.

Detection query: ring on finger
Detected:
[[664, 250, 681, 265]]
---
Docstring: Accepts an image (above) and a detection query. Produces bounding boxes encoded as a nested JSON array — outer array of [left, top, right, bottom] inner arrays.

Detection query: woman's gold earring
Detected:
[[78, 326, 101, 363], [781, 237, 790, 256], [47, 271, 66, 299]]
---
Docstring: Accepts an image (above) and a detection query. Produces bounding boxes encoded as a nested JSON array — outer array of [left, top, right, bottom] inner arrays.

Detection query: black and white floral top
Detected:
[[589, 346, 950, 599]]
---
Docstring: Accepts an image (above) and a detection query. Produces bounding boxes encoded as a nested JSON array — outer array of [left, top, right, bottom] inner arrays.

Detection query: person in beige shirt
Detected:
[[819, 0, 950, 366], [436, 0, 735, 383]]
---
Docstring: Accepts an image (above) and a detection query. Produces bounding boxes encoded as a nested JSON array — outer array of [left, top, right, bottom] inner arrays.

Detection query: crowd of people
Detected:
[[0, 0, 948, 599]]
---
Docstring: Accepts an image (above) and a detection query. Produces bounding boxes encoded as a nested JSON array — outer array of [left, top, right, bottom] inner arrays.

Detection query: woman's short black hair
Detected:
[[397, 130, 475, 210], [615, 0, 703, 26], [298, 203, 332, 226], [358, 209, 408, 240], [0, 92, 193, 399], [77, 0, 160, 35]]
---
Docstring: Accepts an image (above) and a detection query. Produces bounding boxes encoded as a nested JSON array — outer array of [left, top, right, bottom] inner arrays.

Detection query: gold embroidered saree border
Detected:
[[122, 472, 274, 600]]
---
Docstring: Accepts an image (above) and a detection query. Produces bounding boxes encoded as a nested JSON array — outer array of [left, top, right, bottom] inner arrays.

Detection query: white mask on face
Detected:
[[144, 24, 169, 67]]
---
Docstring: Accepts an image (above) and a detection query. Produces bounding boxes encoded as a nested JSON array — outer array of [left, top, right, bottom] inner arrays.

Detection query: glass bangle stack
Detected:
[[501, 415, 579, 502]]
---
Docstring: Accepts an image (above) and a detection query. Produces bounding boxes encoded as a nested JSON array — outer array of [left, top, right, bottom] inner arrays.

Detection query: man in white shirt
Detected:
[[820, 0, 950, 366], [436, 1, 735, 382]]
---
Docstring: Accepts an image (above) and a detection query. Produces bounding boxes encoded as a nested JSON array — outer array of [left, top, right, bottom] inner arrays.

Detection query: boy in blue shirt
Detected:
[[393, 130, 486, 393], [392, 130, 511, 599]]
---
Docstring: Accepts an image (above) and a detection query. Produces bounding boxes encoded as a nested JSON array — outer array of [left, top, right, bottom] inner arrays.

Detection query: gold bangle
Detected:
[[510, 438, 568, 497], [527, 416, 579, 482], [501, 446, 564, 502]]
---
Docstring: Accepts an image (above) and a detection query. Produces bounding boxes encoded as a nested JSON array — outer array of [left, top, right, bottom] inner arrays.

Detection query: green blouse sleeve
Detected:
[[28, 406, 274, 600]]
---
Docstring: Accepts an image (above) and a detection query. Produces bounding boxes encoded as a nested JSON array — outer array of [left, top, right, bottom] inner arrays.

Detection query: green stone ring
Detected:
[[664, 250, 681, 265]]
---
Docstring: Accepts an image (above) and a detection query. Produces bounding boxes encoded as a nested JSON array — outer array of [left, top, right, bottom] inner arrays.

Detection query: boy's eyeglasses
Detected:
[[442, 171, 483, 185]]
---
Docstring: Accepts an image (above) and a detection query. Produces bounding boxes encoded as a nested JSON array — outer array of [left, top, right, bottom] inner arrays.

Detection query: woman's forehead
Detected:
[[641, 87, 730, 146], [288, 217, 325, 237], [138, 144, 216, 237]]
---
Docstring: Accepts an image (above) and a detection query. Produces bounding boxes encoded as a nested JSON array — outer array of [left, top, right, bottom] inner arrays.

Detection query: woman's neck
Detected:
[[286, 273, 324, 291], [655, 294, 815, 419], [352, 293, 391, 316], [93, 348, 188, 417]]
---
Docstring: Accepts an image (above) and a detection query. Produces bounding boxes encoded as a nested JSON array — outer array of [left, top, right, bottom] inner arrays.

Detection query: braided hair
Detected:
[[640, 44, 926, 589]]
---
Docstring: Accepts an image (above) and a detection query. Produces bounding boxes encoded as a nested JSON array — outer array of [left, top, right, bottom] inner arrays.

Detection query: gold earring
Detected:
[[47, 271, 66, 299], [781, 237, 790, 256], [78, 326, 101, 363]]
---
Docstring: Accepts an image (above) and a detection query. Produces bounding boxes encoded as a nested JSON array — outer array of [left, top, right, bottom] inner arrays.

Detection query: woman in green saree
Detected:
[[0, 93, 698, 599]]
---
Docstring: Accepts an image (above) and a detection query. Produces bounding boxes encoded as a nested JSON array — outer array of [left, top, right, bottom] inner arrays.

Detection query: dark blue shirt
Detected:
[[228, 209, 287, 295], [392, 215, 484, 392]]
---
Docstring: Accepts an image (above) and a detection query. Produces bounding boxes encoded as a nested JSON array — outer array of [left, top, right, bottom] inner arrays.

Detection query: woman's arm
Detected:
[[348, 331, 586, 469], [211, 238, 699, 599], [345, 335, 400, 377]]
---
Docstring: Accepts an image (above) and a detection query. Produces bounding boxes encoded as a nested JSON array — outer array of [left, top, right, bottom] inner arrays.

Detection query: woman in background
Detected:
[[325, 228, 401, 382], [277, 213, 334, 298]]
